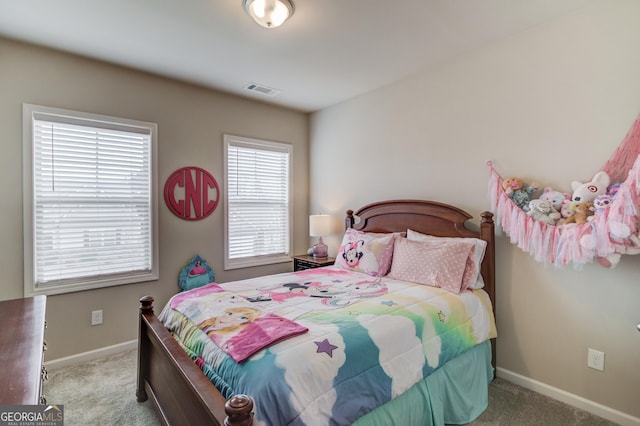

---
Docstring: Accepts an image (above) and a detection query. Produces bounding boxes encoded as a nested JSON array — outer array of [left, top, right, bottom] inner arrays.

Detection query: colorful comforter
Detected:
[[159, 266, 497, 426]]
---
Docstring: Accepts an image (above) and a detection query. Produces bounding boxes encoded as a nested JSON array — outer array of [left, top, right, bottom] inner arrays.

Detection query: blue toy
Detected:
[[178, 254, 215, 291]]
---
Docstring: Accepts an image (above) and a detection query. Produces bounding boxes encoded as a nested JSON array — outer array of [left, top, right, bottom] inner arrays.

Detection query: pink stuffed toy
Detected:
[[539, 187, 570, 211]]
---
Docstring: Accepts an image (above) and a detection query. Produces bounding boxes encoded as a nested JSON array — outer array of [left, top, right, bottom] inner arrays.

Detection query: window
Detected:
[[23, 104, 158, 296], [224, 135, 292, 269]]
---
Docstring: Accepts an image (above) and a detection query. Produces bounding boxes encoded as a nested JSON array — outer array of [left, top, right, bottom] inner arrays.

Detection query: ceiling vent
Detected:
[[243, 82, 280, 97]]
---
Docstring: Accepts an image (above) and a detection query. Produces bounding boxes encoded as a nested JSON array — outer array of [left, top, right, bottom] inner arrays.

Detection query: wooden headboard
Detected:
[[345, 199, 496, 368]]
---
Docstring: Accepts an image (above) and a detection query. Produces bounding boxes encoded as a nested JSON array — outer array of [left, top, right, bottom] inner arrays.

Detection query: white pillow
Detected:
[[406, 229, 487, 289]]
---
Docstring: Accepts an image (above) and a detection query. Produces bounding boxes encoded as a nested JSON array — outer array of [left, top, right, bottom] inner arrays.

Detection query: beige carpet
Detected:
[[45, 350, 159, 426], [45, 349, 618, 425], [467, 378, 618, 426]]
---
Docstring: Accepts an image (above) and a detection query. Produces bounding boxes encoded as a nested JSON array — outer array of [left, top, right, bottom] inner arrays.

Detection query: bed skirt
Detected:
[[353, 341, 493, 426]]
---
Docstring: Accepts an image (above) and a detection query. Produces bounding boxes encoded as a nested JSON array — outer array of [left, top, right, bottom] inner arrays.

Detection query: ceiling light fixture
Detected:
[[243, 0, 294, 29]]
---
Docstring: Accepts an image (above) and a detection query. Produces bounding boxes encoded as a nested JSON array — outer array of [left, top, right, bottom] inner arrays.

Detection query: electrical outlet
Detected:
[[91, 310, 103, 326], [587, 348, 605, 371]]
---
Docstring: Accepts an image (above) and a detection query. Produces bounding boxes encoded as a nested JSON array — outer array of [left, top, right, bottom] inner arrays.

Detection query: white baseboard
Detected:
[[45, 340, 137, 371], [497, 367, 640, 426]]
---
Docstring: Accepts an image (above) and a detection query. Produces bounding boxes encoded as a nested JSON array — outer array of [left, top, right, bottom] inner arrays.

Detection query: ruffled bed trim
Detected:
[[487, 157, 640, 268]]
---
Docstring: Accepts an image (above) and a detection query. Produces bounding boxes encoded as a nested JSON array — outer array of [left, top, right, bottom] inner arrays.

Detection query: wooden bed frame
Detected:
[[137, 199, 496, 425]]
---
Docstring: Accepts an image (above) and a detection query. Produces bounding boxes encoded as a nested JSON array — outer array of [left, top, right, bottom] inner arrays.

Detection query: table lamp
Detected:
[[309, 214, 331, 259]]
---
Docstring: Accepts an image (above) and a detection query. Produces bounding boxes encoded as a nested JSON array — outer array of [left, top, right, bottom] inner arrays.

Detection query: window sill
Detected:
[[224, 254, 292, 271], [25, 272, 158, 297]]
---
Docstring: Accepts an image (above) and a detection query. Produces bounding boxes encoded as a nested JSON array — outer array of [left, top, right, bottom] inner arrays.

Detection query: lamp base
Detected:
[[312, 237, 328, 259]]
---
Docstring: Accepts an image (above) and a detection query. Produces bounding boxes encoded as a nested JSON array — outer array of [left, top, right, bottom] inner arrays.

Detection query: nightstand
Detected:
[[293, 254, 335, 271]]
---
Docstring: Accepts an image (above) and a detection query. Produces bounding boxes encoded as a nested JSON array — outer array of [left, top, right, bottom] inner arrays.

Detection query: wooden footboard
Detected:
[[136, 296, 253, 426]]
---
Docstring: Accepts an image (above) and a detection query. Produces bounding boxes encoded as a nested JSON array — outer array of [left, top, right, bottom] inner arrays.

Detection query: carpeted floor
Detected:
[[45, 350, 158, 426], [45, 349, 618, 425], [466, 378, 617, 426]]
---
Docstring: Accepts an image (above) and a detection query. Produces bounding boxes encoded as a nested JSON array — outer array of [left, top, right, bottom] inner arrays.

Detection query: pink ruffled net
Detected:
[[488, 114, 640, 268]]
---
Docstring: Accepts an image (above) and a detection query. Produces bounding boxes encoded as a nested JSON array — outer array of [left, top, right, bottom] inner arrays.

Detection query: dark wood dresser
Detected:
[[0, 295, 47, 404]]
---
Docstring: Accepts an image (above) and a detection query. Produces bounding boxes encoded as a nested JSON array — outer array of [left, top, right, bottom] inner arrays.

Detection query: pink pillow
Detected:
[[334, 229, 397, 276], [407, 229, 486, 289], [387, 237, 477, 294]]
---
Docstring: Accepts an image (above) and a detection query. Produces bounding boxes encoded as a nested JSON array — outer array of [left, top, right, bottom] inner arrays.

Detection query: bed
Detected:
[[137, 199, 497, 426]]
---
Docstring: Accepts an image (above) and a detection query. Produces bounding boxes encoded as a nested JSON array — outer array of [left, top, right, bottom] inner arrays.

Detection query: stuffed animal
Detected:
[[562, 201, 594, 225], [502, 177, 539, 211], [527, 199, 561, 225], [571, 171, 610, 203], [588, 194, 613, 221], [502, 177, 523, 196], [538, 187, 570, 211], [558, 200, 578, 223]]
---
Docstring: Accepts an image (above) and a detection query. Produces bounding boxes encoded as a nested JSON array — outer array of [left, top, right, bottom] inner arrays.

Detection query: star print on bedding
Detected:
[[314, 338, 338, 357]]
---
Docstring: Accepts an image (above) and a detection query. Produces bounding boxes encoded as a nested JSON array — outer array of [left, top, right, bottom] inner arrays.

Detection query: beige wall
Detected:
[[310, 0, 640, 421], [0, 38, 309, 360]]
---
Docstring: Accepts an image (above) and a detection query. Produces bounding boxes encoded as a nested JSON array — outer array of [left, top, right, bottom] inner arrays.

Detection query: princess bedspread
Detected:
[[159, 266, 497, 426]]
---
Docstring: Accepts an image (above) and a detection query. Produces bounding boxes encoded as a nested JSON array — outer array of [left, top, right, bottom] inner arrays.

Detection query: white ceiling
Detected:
[[0, 0, 595, 112]]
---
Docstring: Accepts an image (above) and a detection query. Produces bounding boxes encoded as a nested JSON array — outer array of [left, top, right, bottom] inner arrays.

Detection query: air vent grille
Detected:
[[243, 82, 280, 97]]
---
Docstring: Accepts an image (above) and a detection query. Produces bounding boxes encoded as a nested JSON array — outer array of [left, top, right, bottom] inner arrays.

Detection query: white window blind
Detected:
[[23, 104, 158, 295], [224, 135, 291, 269]]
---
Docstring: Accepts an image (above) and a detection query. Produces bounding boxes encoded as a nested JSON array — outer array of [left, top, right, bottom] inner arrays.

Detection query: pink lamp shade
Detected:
[[309, 215, 331, 259]]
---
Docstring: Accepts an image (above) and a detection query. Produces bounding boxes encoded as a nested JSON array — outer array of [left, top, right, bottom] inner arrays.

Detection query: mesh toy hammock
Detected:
[[488, 114, 640, 268]]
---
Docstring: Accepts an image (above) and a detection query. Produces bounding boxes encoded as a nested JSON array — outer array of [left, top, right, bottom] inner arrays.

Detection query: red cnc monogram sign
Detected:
[[164, 166, 220, 221]]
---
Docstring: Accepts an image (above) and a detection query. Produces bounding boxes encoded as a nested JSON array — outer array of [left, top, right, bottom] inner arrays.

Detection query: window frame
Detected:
[[22, 104, 159, 296], [223, 134, 292, 270]]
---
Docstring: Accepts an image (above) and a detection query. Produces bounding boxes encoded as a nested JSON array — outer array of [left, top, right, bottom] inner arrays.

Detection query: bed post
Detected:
[[224, 395, 254, 426], [479, 211, 496, 373], [136, 296, 154, 402]]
